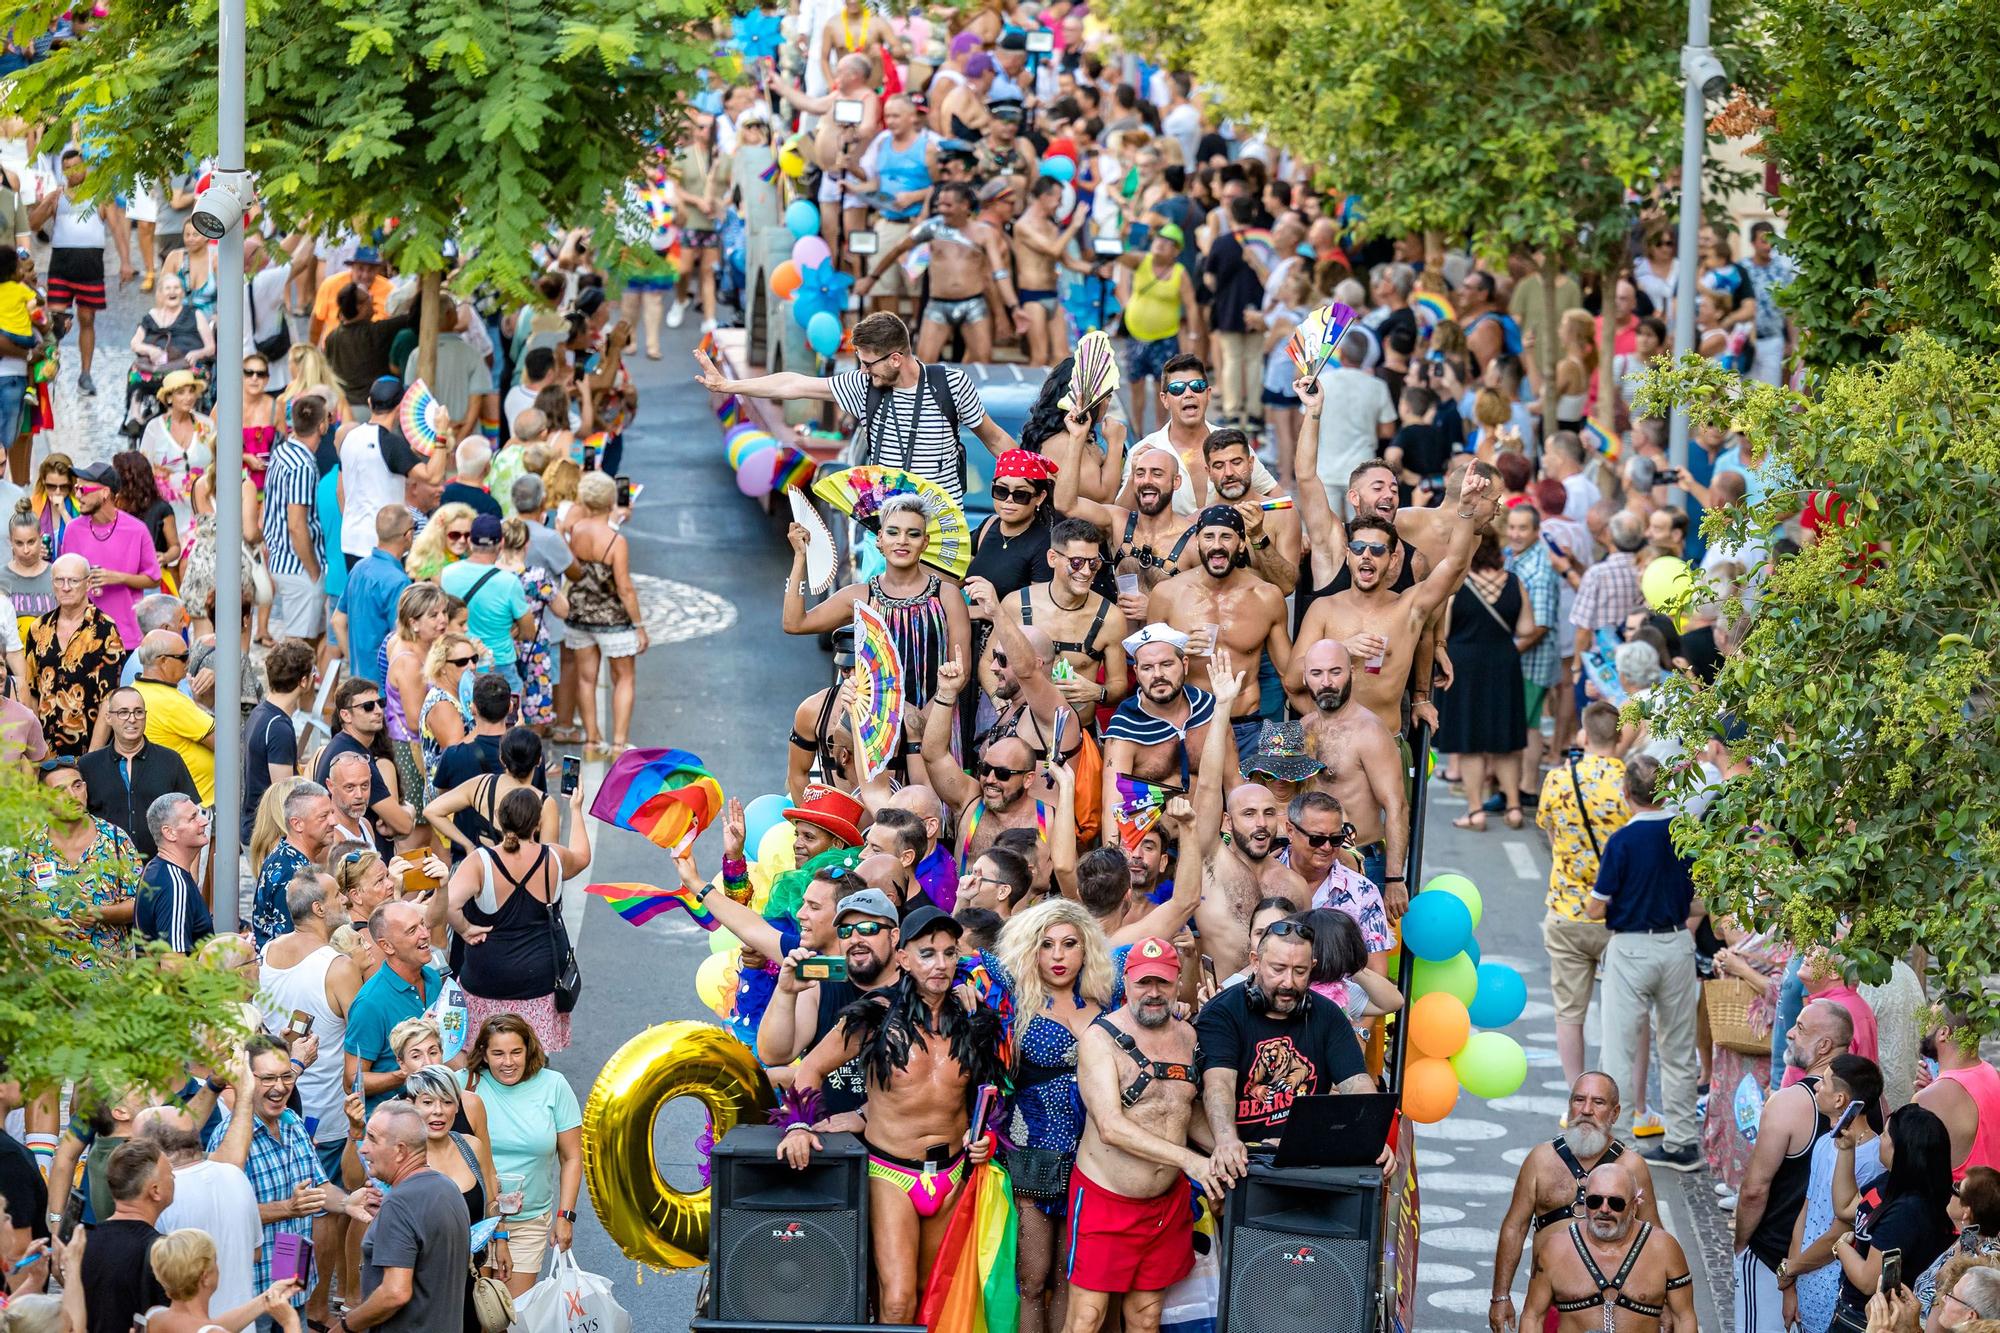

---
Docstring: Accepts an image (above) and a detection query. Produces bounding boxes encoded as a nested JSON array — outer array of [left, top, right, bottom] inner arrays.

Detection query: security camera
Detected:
[[190, 169, 253, 240], [1683, 46, 1730, 101]]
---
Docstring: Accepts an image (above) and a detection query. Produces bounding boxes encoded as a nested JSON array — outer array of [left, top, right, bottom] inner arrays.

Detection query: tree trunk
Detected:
[[414, 270, 442, 388], [1424, 230, 1444, 273], [1596, 268, 1619, 435], [1538, 268, 1562, 449]]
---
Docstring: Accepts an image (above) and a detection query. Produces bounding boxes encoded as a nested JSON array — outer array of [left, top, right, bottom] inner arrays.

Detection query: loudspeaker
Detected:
[[707, 1124, 870, 1326], [1219, 1161, 1384, 1333]]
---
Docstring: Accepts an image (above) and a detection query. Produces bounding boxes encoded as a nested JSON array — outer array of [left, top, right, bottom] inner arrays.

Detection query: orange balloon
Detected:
[[1403, 1057, 1461, 1124], [771, 261, 803, 300], [1410, 991, 1472, 1060]]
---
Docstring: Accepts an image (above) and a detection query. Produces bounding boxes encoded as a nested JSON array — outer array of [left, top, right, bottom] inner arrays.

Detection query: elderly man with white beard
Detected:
[[1490, 1073, 1660, 1333], [1523, 1159, 1696, 1333]]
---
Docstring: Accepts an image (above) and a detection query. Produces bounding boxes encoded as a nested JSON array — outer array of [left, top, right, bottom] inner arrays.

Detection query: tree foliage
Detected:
[[1114, 0, 1761, 266], [0, 765, 248, 1098], [5, 0, 732, 300], [1758, 0, 2000, 369], [1636, 340, 2000, 1022]]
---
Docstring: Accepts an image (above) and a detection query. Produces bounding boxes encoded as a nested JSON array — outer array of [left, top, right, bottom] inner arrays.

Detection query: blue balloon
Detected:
[[792, 288, 833, 327], [743, 793, 790, 853], [1465, 935, 1481, 967], [1401, 891, 1473, 963], [1468, 962, 1528, 1029], [806, 310, 844, 357], [1038, 155, 1075, 183], [784, 200, 820, 239]]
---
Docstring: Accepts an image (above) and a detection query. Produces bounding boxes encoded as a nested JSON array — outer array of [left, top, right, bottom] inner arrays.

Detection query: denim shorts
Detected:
[[1122, 334, 1180, 383]]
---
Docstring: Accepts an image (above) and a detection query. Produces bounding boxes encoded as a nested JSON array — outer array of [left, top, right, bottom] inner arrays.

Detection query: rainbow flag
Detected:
[[588, 747, 725, 854], [1582, 417, 1622, 461], [1413, 291, 1455, 326], [918, 1158, 1019, 1333], [586, 881, 718, 929], [1112, 775, 1180, 853], [849, 602, 905, 783], [715, 394, 742, 430]]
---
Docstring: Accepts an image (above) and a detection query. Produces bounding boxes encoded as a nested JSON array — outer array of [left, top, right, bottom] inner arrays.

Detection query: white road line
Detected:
[[1505, 841, 1540, 880]]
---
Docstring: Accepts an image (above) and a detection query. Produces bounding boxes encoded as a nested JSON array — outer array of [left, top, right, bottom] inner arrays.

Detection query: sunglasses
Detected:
[[349, 698, 385, 712], [977, 761, 1031, 780], [1164, 378, 1209, 397], [36, 755, 80, 773], [991, 484, 1039, 505], [43, 481, 70, 492], [155, 650, 189, 662], [1264, 919, 1315, 942], [1061, 555, 1103, 574], [74, 482, 107, 496], [1288, 825, 1345, 849], [990, 650, 1008, 668], [446, 529, 472, 542], [1347, 539, 1390, 557], [1584, 1193, 1628, 1213], [244, 366, 269, 378], [836, 920, 889, 939], [448, 654, 479, 668]]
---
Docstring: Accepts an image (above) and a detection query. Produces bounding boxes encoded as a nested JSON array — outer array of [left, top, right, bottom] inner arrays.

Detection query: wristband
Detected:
[[493, 1231, 510, 1241], [1385, 876, 1406, 883], [557, 1209, 578, 1222], [720, 855, 748, 880]]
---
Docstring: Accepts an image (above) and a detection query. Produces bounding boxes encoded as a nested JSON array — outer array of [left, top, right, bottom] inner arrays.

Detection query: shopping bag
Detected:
[[1159, 1192, 1221, 1333], [510, 1248, 632, 1333]]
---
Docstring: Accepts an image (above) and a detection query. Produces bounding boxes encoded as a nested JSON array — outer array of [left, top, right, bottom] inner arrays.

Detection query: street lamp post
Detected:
[[1668, 0, 1728, 494]]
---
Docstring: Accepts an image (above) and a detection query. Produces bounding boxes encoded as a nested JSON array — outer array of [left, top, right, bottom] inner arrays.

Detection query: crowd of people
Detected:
[[0, 3, 1987, 1333]]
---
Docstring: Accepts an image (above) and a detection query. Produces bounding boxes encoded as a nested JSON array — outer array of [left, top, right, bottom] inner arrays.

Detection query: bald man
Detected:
[[885, 784, 959, 911], [133, 629, 217, 805], [1295, 638, 1410, 914], [1523, 1160, 1693, 1333], [1191, 651, 1307, 977]]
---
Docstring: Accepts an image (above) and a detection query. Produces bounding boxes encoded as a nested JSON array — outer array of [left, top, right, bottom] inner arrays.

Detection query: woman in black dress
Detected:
[[1435, 531, 1535, 831]]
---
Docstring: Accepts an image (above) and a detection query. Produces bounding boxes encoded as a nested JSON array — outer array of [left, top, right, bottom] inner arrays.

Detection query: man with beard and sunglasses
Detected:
[[1522, 1161, 1695, 1333], [1294, 637, 1410, 912], [759, 887, 903, 1114], [1491, 1073, 1660, 1333], [998, 516, 1130, 716], [1146, 506, 1294, 755], [1069, 936, 1230, 1333], [1278, 790, 1390, 969], [1053, 432, 1197, 628]]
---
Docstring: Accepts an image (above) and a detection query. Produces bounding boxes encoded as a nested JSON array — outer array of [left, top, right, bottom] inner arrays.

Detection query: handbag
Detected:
[[549, 891, 583, 1014], [469, 1262, 515, 1333], [1004, 1145, 1072, 1201]]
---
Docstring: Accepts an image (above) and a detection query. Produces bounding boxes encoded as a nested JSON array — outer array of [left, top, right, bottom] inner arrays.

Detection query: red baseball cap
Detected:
[[1125, 937, 1181, 984]]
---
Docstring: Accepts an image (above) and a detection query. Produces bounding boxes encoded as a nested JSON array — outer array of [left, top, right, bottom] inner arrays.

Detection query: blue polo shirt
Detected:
[[344, 961, 443, 1110], [338, 547, 412, 684], [1590, 811, 1696, 933]]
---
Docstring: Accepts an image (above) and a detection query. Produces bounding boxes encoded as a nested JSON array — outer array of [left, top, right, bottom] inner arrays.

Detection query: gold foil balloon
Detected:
[[582, 1020, 774, 1268]]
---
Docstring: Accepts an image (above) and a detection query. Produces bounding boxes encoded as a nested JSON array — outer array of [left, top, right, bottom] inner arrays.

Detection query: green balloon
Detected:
[[1424, 873, 1483, 928], [1452, 1031, 1528, 1099], [1410, 951, 1478, 1005]]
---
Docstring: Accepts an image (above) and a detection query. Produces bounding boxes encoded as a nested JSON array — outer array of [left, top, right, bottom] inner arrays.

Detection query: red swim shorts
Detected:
[[1064, 1167, 1196, 1294]]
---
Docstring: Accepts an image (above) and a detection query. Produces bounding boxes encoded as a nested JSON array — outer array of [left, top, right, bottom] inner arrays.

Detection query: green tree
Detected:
[[1635, 339, 2000, 1021], [0, 764, 248, 1098], [6, 0, 731, 377], [1757, 0, 2000, 368]]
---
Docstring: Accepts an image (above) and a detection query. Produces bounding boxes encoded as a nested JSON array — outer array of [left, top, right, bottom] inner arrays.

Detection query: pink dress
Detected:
[[243, 423, 277, 492]]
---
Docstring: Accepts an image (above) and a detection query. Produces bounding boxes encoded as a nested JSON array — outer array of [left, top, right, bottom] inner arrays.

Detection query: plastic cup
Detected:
[[1116, 572, 1141, 597], [1200, 623, 1221, 656]]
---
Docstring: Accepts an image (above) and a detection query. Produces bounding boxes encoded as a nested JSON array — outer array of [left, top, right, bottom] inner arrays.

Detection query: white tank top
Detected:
[[258, 943, 349, 1143], [338, 424, 409, 559], [49, 189, 106, 249]]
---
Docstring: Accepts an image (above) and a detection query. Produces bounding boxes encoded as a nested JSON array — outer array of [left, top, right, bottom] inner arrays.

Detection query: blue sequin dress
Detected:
[[980, 952, 1090, 1215]]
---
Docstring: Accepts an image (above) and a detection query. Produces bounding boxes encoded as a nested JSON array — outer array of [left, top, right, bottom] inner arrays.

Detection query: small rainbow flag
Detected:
[[1582, 417, 1622, 461], [771, 444, 816, 492], [1413, 291, 1455, 326], [715, 394, 742, 430], [1112, 774, 1180, 853], [586, 881, 718, 930]]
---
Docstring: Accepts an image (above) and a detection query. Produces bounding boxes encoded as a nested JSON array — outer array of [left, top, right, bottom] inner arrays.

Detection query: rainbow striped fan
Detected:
[[1059, 329, 1120, 415], [849, 601, 904, 783], [398, 379, 451, 457], [1413, 291, 1455, 326], [811, 465, 973, 579]]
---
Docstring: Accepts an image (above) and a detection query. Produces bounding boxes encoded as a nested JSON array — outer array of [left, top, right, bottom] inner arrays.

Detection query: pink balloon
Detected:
[[735, 447, 779, 498], [791, 235, 832, 268]]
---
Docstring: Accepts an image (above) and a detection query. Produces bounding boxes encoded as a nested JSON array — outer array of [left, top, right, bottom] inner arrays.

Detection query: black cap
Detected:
[[1196, 503, 1246, 535], [369, 375, 403, 410], [73, 460, 117, 487], [899, 905, 964, 944], [997, 29, 1028, 50], [469, 514, 504, 547]]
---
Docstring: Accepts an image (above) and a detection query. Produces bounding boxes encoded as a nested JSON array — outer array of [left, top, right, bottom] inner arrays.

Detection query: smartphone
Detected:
[[615, 475, 632, 508], [1879, 1248, 1902, 1295], [1200, 956, 1218, 990], [1025, 28, 1054, 52], [1123, 221, 1151, 253], [1091, 234, 1123, 258], [56, 1190, 83, 1244], [561, 754, 581, 796], [285, 1009, 314, 1039], [833, 98, 865, 126], [794, 955, 849, 983], [1831, 1100, 1865, 1137], [272, 1232, 314, 1285], [847, 228, 879, 256], [970, 1083, 999, 1143]]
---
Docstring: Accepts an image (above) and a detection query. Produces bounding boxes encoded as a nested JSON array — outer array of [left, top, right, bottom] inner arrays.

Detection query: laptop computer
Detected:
[[1264, 1093, 1399, 1170]]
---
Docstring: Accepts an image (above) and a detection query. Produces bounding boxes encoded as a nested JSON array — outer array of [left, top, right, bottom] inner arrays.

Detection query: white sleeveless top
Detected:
[[258, 943, 349, 1144]]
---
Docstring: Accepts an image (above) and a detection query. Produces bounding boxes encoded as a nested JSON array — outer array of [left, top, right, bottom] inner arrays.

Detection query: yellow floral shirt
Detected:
[[1535, 754, 1630, 921]]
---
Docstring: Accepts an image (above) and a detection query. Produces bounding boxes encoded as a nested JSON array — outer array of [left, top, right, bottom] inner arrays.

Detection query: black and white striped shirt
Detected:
[[830, 365, 985, 503]]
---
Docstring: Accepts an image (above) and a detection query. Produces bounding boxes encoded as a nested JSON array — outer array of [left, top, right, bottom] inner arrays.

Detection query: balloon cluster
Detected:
[[693, 793, 799, 1027], [1395, 873, 1530, 1124], [723, 422, 810, 499], [770, 202, 853, 360]]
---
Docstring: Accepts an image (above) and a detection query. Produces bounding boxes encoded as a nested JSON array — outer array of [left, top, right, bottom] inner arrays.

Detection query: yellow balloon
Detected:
[[695, 951, 735, 1017], [779, 147, 806, 179], [582, 1021, 774, 1269], [756, 822, 796, 874]]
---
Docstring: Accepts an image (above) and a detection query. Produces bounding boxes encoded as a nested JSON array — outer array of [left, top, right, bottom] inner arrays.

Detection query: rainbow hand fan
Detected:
[[588, 747, 725, 853], [398, 379, 451, 457], [1058, 329, 1120, 415], [848, 601, 904, 783], [812, 465, 973, 579], [586, 881, 718, 929]]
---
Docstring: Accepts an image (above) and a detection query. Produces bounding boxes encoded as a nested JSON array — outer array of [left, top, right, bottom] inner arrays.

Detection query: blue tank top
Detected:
[[875, 132, 932, 221]]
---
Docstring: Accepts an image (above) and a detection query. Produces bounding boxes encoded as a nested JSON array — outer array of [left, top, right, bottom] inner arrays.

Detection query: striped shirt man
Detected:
[[136, 853, 214, 954], [262, 435, 322, 578]]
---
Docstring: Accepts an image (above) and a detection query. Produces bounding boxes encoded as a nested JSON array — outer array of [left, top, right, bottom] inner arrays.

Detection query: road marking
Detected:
[[632, 573, 738, 645], [1506, 841, 1540, 880]]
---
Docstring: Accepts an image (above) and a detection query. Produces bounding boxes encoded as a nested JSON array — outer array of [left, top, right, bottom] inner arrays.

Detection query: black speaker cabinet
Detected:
[[1219, 1161, 1385, 1333], [707, 1124, 870, 1326]]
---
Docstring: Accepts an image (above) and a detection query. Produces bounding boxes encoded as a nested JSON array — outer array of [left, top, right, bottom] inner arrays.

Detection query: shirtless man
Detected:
[[817, 0, 900, 89], [926, 649, 1049, 862], [1522, 1161, 1694, 1333], [779, 908, 1006, 1325], [1057, 438, 1196, 627], [1001, 516, 1129, 713], [1146, 505, 1293, 750], [786, 681, 918, 804], [768, 56, 882, 259], [1184, 428, 1301, 592], [1289, 471, 1492, 735], [858, 181, 1026, 362], [1190, 651, 1308, 978], [1013, 177, 1088, 365], [1492, 1073, 1659, 1333], [1100, 625, 1236, 837], [1067, 937, 1229, 1333], [1296, 638, 1410, 908]]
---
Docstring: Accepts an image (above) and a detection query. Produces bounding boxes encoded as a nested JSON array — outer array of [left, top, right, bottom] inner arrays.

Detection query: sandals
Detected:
[[548, 726, 586, 745], [1452, 812, 1487, 832]]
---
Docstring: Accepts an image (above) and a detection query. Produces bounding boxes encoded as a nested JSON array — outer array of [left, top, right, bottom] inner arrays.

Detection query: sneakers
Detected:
[[1637, 1142, 1703, 1173], [666, 300, 690, 329], [77, 370, 96, 397], [1632, 1113, 1664, 1138], [1718, 1191, 1738, 1210], [699, 317, 717, 335]]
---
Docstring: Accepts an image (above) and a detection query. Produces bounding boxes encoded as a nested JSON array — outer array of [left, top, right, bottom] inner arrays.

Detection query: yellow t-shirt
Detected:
[[1534, 753, 1630, 921], [135, 679, 217, 805], [312, 271, 395, 339], [0, 279, 37, 340]]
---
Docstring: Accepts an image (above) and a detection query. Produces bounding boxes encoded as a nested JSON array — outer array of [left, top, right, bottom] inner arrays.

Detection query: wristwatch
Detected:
[[556, 1209, 578, 1222], [1253, 535, 1271, 550]]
